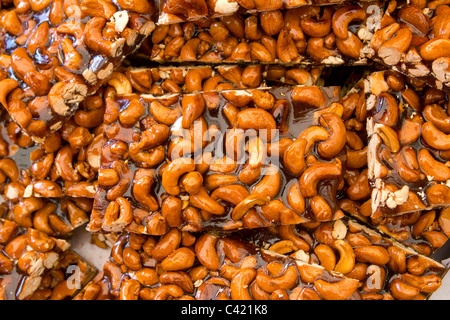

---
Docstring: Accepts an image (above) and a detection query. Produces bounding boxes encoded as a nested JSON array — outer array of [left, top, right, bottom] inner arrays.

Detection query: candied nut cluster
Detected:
[[0, 0, 450, 301]]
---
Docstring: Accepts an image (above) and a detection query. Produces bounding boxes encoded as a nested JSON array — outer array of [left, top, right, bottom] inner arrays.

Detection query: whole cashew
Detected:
[[314, 278, 359, 300], [13, 197, 45, 228], [238, 162, 262, 185], [154, 284, 185, 300], [160, 271, 194, 294], [279, 224, 311, 252], [185, 67, 213, 92], [398, 114, 423, 145], [119, 279, 140, 300], [419, 38, 450, 61], [149, 100, 182, 126], [181, 93, 206, 129], [189, 187, 225, 215], [354, 245, 391, 265], [276, 28, 299, 63], [231, 193, 270, 220], [237, 108, 277, 142], [230, 268, 257, 300], [258, 199, 283, 223], [255, 264, 298, 293], [332, 5, 367, 40], [389, 278, 420, 300], [160, 247, 196, 271], [398, 5, 429, 35], [306, 37, 337, 61], [247, 136, 266, 168], [310, 195, 333, 221], [161, 157, 196, 196], [123, 246, 142, 271], [0, 158, 19, 182], [26, 228, 55, 253], [151, 228, 182, 261], [0, 79, 18, 108], [195, 233, 221, 271], [299, 162, 341, 198], [400, 273, 442, 294], [298, 126, 330, 154], [33, 202, 57, 236], [286, 182, 306, 214], [422, 121, 450, 150], [0, 219, 19, 245], [211, 184, 249, 205], [291, 87, 327, 109], [204, 174, 238, 191], [418, 149, 450, 181], [423, 104, 450, 134], [334, 239, 356, 275], [314, 244, 336, 271], [373, 92, 399, 127], [3, 230, 27, 261], [336, 32, 364, 60], [250, 165, 281, 199], [301, 7, 333, 38], [132, 174, 159, 211]]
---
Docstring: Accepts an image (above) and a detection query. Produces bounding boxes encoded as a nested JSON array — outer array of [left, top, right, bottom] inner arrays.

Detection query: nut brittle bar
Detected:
[[150, 0, 450, 92], [0, 0, 156, 142], [0, 218, 97, 300], [89, 85, 347, 235], [74, 230, 362, 300], [140, 3, 382, 65], [0, 94, 104, 236], [296, 72, 450, 263], [336, 69, 450, 257], [366, 70, 450, 217], [0, 92, 104, 236], [235, 216, 447, 300]]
